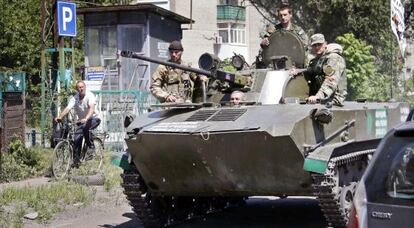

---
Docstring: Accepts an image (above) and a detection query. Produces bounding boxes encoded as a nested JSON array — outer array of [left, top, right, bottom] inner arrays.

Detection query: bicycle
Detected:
[[52, 119, 104, 179]]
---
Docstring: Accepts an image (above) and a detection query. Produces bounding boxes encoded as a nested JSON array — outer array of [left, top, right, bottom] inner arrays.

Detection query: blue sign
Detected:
[[87, 72, 105, 81], [57, 1, 76, 37]]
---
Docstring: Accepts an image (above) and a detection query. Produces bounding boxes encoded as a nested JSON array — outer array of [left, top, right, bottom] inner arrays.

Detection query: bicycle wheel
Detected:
[[52, 140, 73, 179], [80, 138, 104, 173]]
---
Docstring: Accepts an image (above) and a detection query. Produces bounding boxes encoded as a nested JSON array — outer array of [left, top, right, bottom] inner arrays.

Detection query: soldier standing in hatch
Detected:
[[290, 33, 347, 106], [260, 3, 309, 48], [150, 41, 207, 103]]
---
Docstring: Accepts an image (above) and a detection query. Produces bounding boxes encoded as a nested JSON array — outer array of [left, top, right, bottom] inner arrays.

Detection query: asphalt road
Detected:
[[13, 181, 327, 228], [110, 196, 327, 228]]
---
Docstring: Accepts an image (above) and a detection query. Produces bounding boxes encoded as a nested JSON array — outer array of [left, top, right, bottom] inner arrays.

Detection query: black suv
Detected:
[[348, 110, 414, 228]]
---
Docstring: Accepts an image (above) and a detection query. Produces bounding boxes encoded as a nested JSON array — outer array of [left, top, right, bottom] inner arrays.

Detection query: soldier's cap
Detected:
[[168, 41, 184, 51], [310, 33, 326, 45]]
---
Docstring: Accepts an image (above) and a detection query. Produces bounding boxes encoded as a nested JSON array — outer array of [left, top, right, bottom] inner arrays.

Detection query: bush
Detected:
[[0, 139, 52, 183]]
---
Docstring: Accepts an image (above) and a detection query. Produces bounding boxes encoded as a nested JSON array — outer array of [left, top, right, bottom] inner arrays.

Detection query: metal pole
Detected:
[[71, 38, 75, 84], [59, 37, 65, 121], [391, 38, 394, 100], [190, 0, 193, 30], [41, 0, 46, 146]]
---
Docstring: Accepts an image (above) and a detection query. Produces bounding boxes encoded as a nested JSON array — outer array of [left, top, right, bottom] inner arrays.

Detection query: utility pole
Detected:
[[40, 0, 47, 146], [391, 40, 394, 100]]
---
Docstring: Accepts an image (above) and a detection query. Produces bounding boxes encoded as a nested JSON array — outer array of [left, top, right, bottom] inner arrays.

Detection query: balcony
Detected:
[[217, 5, 245, 21]]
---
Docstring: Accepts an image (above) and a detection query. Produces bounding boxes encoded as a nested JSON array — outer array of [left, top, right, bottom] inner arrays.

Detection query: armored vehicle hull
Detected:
[[122, 100, 408, 227]]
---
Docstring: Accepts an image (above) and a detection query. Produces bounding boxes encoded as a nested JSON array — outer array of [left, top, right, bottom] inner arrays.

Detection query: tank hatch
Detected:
[[262, 30, 306, 68]]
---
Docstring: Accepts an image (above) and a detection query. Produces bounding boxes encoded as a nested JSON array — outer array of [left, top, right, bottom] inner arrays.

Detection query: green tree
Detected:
[[249, 0, 394, 45], [0, 0, 133, 127], [249, 0, 402, 101], [0, 0, 41, 75], [337, 33, 396, 102]]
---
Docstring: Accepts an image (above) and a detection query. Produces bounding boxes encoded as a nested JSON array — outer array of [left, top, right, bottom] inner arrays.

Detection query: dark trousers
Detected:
[[74, 117, 101, 159]]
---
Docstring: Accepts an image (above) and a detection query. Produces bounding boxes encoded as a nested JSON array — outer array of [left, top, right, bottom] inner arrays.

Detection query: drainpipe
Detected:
[[190, 0, 193, 30]]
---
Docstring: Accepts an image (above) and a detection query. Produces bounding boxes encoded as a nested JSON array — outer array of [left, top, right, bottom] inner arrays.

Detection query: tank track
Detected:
[[121, 164, 246, 227], [312, 149, 375, 228]]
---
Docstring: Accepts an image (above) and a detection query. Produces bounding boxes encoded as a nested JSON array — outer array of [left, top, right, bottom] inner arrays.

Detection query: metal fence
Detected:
[[92, 90, 157, 152]]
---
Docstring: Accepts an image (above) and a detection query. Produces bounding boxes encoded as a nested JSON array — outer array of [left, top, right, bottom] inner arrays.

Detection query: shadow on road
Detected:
[[104, 197, 327, 228]]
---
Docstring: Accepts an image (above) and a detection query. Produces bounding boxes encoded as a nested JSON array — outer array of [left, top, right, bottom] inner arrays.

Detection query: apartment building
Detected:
[[134, 0, 266, 65]]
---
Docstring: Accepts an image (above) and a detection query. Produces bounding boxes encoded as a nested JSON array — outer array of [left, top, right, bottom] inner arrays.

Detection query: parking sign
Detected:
[[57, 1, 76, 37]]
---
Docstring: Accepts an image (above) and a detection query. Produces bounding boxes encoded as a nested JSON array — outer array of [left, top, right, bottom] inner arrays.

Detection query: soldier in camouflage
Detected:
[[150, 41, 207, 103], [291, 33, 347, 106], [260, 4, 309, 48]]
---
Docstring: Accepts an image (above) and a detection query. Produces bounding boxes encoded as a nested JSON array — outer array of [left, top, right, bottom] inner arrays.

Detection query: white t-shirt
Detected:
[[66, 90, 98, 119]]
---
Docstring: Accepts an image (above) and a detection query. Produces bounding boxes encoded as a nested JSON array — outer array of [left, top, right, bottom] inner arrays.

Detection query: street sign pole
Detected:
[[39, 1, 77, 147]]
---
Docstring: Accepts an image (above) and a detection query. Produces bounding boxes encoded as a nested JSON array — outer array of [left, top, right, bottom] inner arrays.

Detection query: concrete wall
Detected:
[[245, 2, 265, 64], [214, 44, 248, 61], [171, 0, 217, 66]]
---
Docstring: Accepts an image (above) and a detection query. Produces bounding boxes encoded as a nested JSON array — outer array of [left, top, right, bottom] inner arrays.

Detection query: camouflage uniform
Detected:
[[150, 60, 199, 103], [260, 23, 309, 48], [304, 44, 347, 106]]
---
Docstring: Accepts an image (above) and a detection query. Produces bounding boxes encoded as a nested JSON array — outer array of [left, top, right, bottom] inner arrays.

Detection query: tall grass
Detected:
[[103, 152, 123, 192], [0, 181, 94, 226]]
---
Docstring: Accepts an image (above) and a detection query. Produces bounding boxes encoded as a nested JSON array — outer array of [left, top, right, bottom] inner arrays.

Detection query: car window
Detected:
[[386, 142, 414, 199]]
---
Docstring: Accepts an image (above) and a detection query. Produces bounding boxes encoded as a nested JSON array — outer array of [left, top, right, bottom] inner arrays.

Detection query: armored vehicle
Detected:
[[116, 31, 410, 227]]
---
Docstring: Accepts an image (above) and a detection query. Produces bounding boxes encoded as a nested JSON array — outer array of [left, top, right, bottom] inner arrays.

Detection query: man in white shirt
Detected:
[[55, 81, 101, 163]]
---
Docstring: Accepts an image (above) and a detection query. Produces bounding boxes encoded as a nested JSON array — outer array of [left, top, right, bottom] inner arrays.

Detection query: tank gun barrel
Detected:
[[121, 50, 251, 86], [120, 50, 213, 77]]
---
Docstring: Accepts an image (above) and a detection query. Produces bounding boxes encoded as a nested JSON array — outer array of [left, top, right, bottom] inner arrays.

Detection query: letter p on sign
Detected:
[[57, 1, 76, 37]]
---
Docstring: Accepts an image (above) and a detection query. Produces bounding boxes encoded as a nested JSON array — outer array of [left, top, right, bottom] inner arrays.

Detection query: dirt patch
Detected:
[[21, 186, 141, 228], [0, 177, 51, 192]]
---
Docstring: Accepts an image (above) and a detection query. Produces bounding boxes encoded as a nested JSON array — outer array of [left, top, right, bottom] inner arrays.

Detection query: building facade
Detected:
[[134, 0, 266, 65]]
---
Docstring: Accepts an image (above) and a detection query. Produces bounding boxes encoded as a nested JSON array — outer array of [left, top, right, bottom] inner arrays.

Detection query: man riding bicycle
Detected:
[[54, 80, 101, 165]]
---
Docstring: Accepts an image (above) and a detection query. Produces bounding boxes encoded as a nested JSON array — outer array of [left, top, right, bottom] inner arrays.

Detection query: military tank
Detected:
[[115, 31, 410, 227]]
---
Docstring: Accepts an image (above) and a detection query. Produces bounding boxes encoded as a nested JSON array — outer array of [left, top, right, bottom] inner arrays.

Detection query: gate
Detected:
[[0, 72, 26, 152]]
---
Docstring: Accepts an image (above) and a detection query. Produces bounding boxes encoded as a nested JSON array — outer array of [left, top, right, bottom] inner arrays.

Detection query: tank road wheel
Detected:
[[121, 165, 168, 227], [121, 165, 248, 227], [121, 164, 200, 227], [312, 150, 374, 228]]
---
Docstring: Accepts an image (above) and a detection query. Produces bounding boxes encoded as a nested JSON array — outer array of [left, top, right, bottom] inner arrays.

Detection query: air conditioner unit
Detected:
[[215, 36, 223, 44]]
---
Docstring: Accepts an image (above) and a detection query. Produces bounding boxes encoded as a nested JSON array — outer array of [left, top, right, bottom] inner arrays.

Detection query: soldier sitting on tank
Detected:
[[290, 33, 347, 106], [230, 90, 246, 105], [150, 41, 208, 103], [260, 3, 309, 49]]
